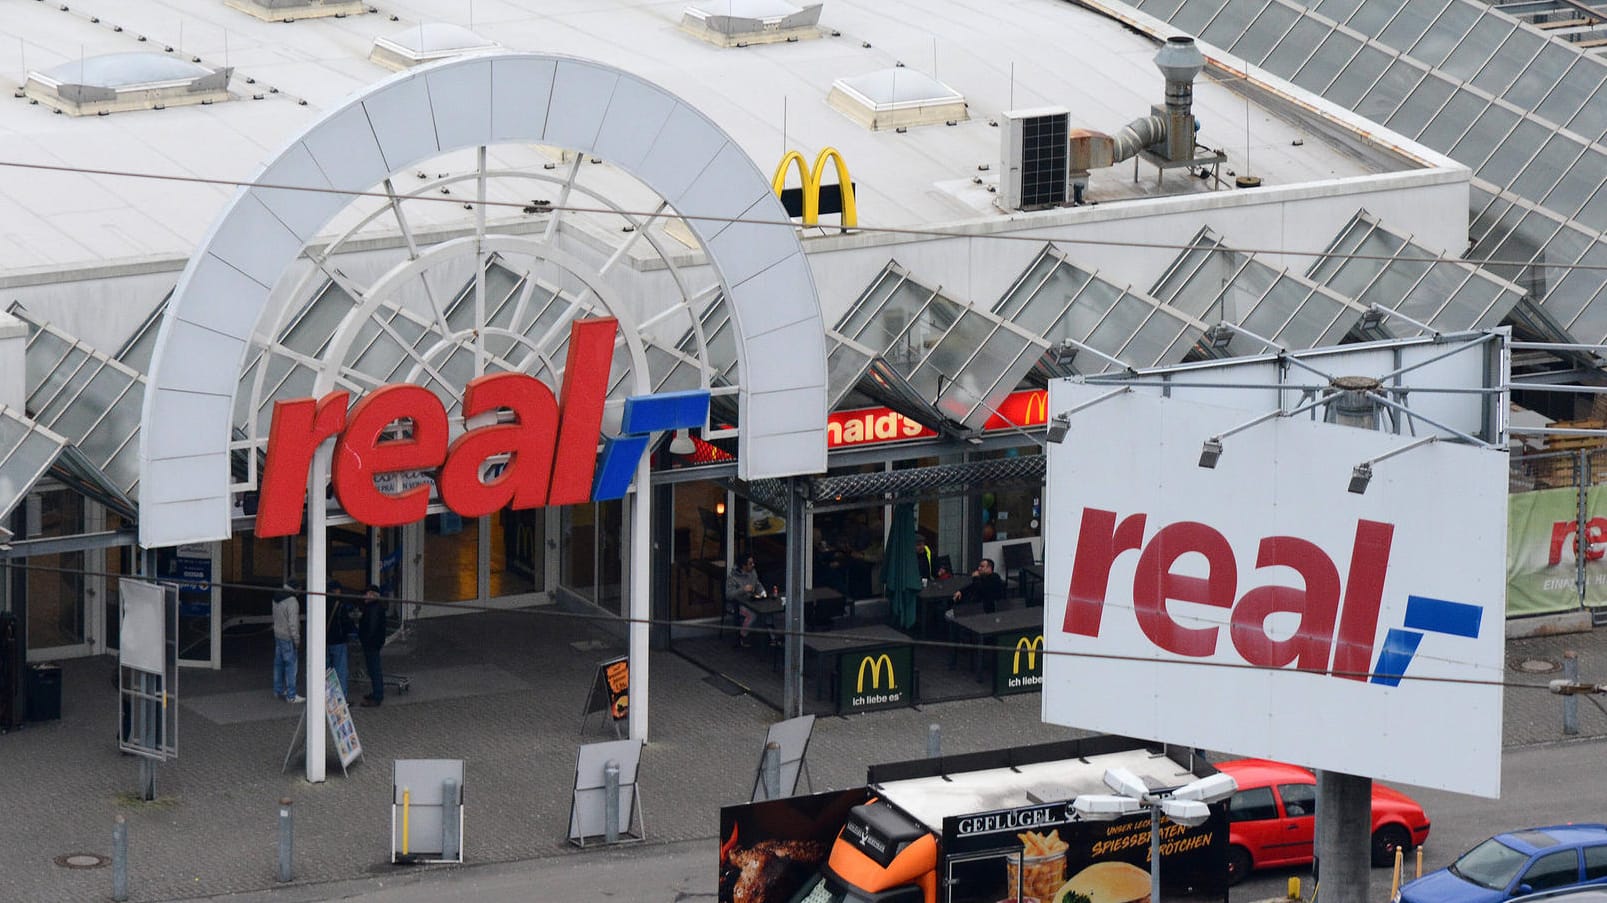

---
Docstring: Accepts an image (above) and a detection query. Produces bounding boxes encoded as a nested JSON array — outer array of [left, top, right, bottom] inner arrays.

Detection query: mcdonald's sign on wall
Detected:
[[995, 629, 1045, 696], [836, 645, 914, 713]]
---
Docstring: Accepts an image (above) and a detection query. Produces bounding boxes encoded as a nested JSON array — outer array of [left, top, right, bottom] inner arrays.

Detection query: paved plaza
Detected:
[[0, 608, 1598, 902]]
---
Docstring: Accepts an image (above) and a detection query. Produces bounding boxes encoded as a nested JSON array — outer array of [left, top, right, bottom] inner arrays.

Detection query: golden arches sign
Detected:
[[856, 653, 896, 692], [1013, 635, 1044, 673], [772, 148, 858, 228]]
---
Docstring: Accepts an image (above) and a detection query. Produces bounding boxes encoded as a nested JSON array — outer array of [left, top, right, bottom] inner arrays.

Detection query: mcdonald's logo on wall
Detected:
[[1012, 635, 1044, 674], [996, 630, 1045, 695], [856, 653, 896, 693], [838, 645, 912, 712], [773, 148, 857, 229]]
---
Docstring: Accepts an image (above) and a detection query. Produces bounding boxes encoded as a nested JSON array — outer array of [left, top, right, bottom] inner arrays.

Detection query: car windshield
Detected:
[[1449, 838, 1531, 891]]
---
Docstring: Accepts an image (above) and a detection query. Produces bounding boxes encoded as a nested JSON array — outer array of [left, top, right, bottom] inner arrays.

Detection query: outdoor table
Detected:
[[1019, 565, 1043, 606], [915, 575, 970, 637], [948, 605, 1046, 692], [801, 625, 915, 713], [805, 586, 846, 628], [739, 596, 785, 649]]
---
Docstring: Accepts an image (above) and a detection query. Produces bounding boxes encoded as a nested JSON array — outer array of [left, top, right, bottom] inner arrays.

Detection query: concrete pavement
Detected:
[[0, 607, 1602, 903]]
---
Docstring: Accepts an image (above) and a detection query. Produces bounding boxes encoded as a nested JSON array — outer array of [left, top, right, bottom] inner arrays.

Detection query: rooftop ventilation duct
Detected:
[[370, 24, 500, 71], [828, 68, 966, 131], [225, 0, 366, 22], [680, 0, 824, 46], [1067, 35, 1208, 202], [24, 53, 231, 116]]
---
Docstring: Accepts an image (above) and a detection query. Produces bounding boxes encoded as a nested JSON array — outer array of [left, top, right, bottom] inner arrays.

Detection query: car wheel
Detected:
[[1372, 825, 1410, 868], [1227, 845, 1253, 885]]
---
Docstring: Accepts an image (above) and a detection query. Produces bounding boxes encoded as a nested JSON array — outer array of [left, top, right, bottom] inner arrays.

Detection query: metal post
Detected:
[[784, 478, 808, 718], [628, 453, 651, 741], [763, 741, 782, 799], [306, 443, 329, 783], [603, 759, 621, 844], [1565, 651, 1580, 736], [441, 778, 460, 861], [277, 797, 293, 882], [927, 723, 941, 758], [1149, 806, 1161, 903], [112, 815, 128, 902]]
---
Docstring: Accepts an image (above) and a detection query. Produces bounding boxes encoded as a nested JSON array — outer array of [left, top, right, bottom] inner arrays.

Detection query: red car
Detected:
[[1216, 758, 1431, 885]]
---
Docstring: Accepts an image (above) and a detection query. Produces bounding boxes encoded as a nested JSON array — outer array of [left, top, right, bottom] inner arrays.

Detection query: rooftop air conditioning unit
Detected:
[[999, 107, 1070, 212]]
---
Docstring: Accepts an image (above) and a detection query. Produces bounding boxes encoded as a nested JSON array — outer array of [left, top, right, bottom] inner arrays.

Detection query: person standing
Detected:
[[325, 581, 355, 701], [271, 586, 303, 703], [358, 585, 388, 707]]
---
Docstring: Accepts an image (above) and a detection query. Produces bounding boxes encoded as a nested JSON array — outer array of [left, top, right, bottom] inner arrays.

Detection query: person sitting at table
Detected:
[[952, 558, 1006, 613], [725, 554, 765, 647]]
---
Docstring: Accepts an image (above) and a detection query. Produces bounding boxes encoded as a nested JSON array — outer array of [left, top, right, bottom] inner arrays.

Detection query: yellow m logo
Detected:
[[856, 653, 896, 692], [1013, 635, 1044, 673], [1023, 391, 1048, 426], [772, 148, 858, 228]]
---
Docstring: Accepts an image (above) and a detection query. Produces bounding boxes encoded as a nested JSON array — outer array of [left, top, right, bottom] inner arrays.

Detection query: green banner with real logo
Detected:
[[1508, 487, 1586, 616]]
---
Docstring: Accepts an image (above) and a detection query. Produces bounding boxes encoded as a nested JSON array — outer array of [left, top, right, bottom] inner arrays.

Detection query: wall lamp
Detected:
[[1197, 394, 1329, 469], [1348, 435, 1437, 494], [1044, 387, 1132, 445]]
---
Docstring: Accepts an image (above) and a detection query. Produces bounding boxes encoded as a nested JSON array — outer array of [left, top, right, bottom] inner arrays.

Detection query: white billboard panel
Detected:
[[1041, 385, 1506, 797]]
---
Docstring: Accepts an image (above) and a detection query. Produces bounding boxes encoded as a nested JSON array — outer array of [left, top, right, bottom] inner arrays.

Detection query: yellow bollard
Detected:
[[1416, 845, 1424, 879], [401, 788, 412, 857], [1392, 847, 1404, 897], [1287, 876, 1301, 900]]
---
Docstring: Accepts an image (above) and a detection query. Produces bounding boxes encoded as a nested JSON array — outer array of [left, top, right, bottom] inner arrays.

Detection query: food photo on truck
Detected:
[[718, 735, 1232, 903]]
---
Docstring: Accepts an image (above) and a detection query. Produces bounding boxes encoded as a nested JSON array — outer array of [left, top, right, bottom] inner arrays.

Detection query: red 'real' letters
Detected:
[[1060, 507, 1397, 677], [254, 317, 619, 538]]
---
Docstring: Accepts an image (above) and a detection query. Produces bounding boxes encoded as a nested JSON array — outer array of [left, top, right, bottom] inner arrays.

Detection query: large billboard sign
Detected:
[[1042, 384, 1507, 797], [255, 317, 710, 537]]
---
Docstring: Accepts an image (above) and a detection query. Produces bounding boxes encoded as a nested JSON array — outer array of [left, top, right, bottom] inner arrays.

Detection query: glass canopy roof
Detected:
[[1130, 0, 1607, 343], [994, 245, 1209, 377], [832, 263, 1045, 433]]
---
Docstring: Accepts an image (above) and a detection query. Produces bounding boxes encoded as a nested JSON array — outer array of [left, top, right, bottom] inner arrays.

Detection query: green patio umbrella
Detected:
[[883, 503, 922, 630]]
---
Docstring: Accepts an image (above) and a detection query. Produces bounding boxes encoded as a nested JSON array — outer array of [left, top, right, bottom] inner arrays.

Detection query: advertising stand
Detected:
[[749, 714, 815, 802], [579, 655, 629, 738], [568, 738, 645, 847], [282, 668, 363, 776], [391, 759, 465, 864]]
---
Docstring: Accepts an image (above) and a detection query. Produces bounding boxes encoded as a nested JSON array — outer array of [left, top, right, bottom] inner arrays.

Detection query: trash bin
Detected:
[[26, 663, 61, 722]]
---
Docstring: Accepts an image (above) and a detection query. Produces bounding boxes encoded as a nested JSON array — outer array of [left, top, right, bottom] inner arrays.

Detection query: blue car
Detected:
[[1395, 825, 1607, 903]]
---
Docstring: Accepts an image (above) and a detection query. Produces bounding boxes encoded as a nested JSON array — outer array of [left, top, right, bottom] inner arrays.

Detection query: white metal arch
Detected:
[[139, 52, 827, 547]]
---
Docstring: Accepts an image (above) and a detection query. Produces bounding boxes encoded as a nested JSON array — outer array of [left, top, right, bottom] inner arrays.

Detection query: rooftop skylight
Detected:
[[224, 0, 366, 23], [828, 68, 966, 130], [24, 52, 231, 116], [371, 23, 501, 70], [680, 0, 824, 46]]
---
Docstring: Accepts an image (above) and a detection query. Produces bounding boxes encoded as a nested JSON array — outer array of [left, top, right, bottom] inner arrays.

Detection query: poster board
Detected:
[[391, 758, 464, 863], [281, 668, 362, 776], [117, 580, 178, 760], [750, 714, 815, 802], [568, 738, 644, 846], [579, 655, 629, 736], [325, 667, 362, 770]]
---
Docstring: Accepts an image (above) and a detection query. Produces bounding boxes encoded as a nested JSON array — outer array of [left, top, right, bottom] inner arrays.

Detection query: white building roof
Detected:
[[0, 0, 1431, 277]]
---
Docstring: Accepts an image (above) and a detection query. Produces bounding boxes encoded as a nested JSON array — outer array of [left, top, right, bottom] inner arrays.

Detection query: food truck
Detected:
[[719, 736, 1228, 903]]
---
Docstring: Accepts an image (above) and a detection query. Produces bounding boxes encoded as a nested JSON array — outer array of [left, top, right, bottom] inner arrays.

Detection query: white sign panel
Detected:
[[1041, 386, 1506, 797]]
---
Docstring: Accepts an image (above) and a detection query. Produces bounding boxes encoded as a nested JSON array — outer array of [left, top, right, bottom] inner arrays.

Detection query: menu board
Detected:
[[583, 656, 630, 722]]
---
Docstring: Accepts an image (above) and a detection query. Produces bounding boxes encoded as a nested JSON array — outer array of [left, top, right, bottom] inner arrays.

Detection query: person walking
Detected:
[[271, 586, 303, 703], [358, 585, 388, 707]]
